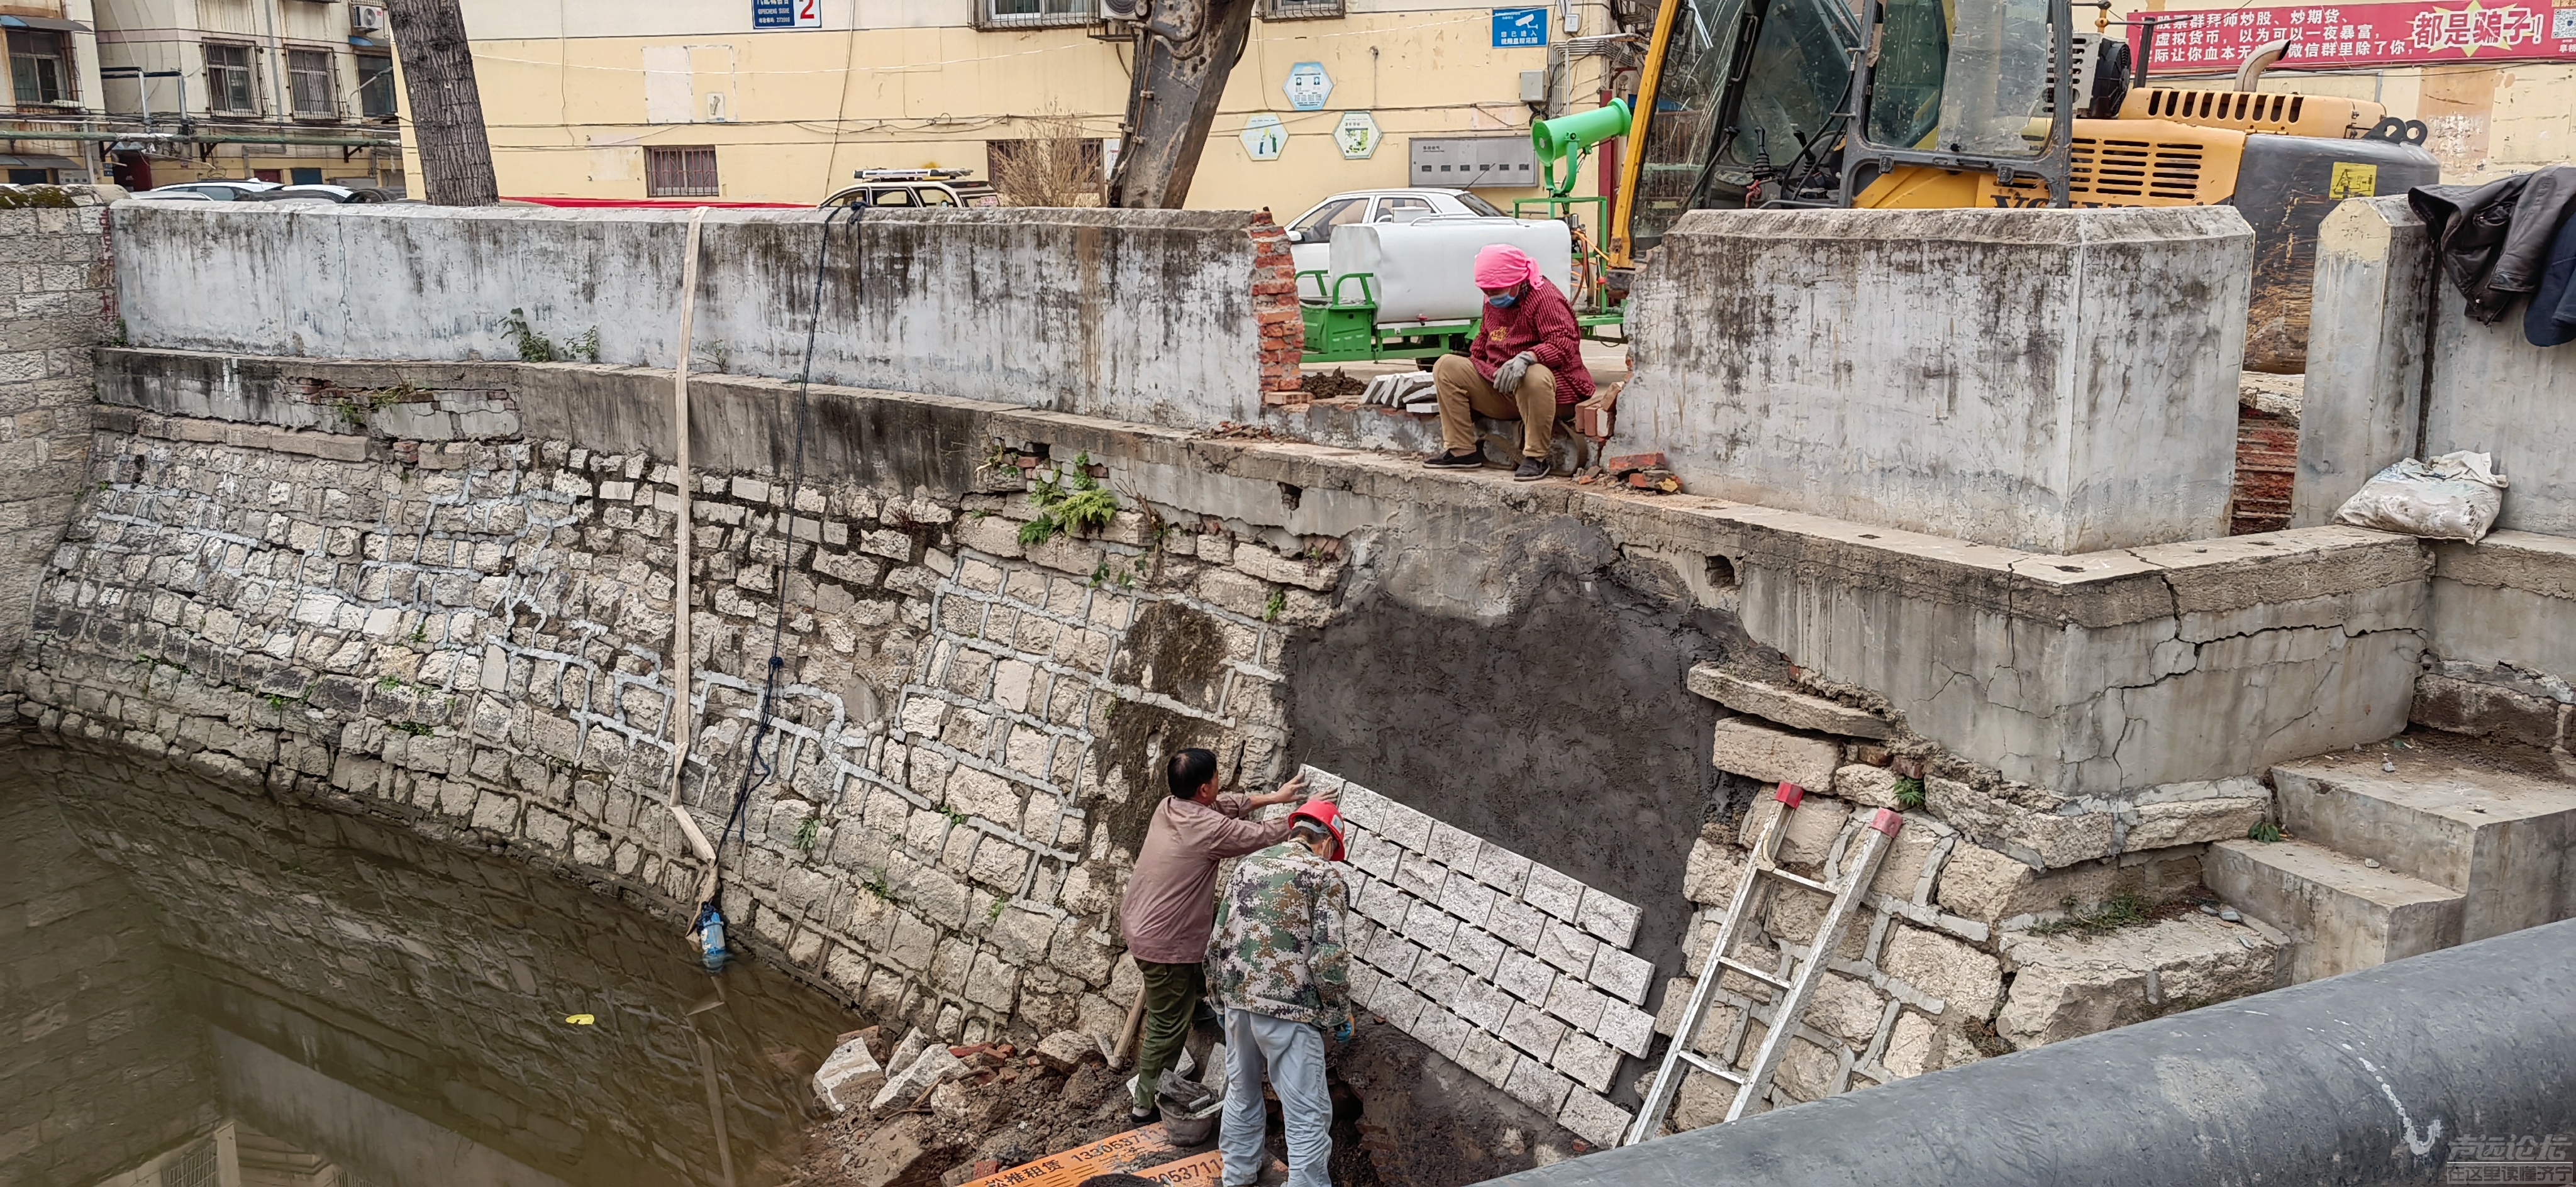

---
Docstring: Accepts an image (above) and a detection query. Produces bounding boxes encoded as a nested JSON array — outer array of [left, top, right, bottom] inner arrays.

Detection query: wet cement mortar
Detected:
[[1284, 513, 1753, 1047]]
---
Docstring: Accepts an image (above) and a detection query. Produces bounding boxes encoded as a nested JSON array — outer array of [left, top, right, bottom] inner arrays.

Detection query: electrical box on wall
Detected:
[[1409, 136, 1540, 189]]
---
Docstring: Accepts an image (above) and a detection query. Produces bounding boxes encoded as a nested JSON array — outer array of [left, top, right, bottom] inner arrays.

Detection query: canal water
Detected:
[[2, 741, 862, 1187]]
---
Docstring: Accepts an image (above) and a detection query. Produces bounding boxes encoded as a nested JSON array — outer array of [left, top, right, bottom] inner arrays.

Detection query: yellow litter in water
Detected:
[[564, 1013, 596, 1025]]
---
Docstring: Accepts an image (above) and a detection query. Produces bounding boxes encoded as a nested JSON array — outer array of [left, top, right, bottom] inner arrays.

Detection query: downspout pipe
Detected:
[[1488, 918, 2576, 1187]]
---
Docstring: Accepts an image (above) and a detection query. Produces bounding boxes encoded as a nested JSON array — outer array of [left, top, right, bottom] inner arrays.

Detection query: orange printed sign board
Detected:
[[956, 1126, 1181, 1187], [956, 1128, 1257, 1187]]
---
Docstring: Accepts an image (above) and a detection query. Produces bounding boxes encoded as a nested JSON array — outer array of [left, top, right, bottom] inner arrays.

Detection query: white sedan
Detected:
[[1284, 188, 1509, 301]]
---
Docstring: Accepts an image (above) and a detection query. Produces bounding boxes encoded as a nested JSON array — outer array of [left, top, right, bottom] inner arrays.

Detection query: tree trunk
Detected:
[[382, 0, 499, 206], [1104, 0, 1258, 209]]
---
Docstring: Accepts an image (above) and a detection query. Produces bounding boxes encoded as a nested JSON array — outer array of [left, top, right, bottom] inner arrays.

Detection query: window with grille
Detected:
[[288, 50, 335, 116], [980, 0, 1091, 29], [355, 54, 396, 116], [8, 30, 75, 104], [1260, 0, 1344, 19], [206, 44, 258, 113], [159, 1139, 220, 1187], [646, 146, 719, 197]]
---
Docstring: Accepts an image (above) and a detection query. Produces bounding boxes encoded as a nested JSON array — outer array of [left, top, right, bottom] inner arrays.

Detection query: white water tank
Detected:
[[1325, 217, 1574, 326]]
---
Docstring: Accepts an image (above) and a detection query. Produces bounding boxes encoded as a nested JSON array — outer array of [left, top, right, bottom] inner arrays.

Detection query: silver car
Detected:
[[1282, 188, 1509, 301]]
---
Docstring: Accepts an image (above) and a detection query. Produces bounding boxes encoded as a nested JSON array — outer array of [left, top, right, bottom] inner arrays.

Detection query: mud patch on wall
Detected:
[[1283, 516, 1752, 995]]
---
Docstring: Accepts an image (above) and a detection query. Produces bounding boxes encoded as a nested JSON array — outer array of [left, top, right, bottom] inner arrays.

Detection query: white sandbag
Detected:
[[2332, 451, 2508, 543]]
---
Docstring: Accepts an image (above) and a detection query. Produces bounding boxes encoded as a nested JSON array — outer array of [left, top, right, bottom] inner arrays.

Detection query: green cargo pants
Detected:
[[1133, 958, 1205, 1111]]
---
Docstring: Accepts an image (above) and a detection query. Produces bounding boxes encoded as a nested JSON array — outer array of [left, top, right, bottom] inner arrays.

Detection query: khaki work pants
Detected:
[[1433, 353, 1558, 461]]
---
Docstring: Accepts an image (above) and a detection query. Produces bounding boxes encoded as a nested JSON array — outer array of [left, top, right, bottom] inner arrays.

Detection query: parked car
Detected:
[[239, 184, 400, 204], [819, 168, 1001, 210], [134, 180, 279, 202], [1283, 188, 1510, 300]]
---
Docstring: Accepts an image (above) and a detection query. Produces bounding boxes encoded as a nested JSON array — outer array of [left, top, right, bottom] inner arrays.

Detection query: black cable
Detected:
[[704, 203, 860, 910]]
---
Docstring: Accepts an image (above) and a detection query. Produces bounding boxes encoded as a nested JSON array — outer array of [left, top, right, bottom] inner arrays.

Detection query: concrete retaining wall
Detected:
[[109, 203, 1293, 430], [1619, 207, 2253, 554]]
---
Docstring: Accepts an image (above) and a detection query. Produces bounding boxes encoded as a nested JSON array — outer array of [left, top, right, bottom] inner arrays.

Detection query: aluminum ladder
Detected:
[[1624, 781, 1904, 1144]]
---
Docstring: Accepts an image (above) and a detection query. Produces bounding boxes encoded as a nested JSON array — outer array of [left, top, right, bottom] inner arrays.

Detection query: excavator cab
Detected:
[[1614, 0, 2104, 258], [1607, 0, 2440, 368]]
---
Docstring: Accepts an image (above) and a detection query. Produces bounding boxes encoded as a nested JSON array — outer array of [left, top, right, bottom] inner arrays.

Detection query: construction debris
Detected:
[[1302, 368, 1368, 400], [815, 1027, 891, 1113], [1576, 451, 1682, 493], [1033, 1030, 1097, 1074], [871, 1041, 971, 1112]]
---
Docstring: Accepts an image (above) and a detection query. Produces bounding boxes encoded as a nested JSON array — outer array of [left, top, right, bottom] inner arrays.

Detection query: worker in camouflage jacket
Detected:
[[1206, 799, 1352, 1187]]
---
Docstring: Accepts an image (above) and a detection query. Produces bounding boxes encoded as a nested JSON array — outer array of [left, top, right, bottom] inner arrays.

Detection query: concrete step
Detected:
[[2272, 754, 2576, 941], [2202, 838, 2463, 985]]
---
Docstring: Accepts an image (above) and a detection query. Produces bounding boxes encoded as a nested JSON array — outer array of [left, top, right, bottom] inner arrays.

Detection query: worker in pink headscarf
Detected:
[[1424, 244, 1594, 482]]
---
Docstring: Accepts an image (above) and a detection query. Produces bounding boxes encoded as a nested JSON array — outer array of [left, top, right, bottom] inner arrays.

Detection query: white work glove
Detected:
[[1491, 351, 1536, 395]]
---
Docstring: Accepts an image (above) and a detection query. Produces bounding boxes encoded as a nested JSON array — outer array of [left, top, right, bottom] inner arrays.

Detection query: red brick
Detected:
[[1603, 451, 1665, 472]]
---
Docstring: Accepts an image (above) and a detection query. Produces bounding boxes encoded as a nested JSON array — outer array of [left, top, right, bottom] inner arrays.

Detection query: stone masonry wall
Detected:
[[14, 374, 1345, 1061], [1643, 672, 2292, 1131], [19, 343, 2523, 1154], [1320, 771, 1658, 1147], [0, 185, 110, 670]]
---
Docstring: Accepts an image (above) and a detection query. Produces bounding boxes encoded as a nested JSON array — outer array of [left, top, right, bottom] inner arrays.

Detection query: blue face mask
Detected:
[[1486, 293, 1519, 309]]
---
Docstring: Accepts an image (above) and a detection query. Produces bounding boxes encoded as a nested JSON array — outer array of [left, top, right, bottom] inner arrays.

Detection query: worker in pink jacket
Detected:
[[1118, 749, 1320, 1124], [1423, 243, 1596, 482]]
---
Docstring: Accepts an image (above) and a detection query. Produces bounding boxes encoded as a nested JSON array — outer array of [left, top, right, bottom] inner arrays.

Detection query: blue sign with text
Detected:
[[753, 0, 820, 28], [1492, 7, 1547, 46]]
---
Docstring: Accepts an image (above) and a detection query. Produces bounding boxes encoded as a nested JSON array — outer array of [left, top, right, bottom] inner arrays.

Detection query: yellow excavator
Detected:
[[1574, 0, 2441, 368]]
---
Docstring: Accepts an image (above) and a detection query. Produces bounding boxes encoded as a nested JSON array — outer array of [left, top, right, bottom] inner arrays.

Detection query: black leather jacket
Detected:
[[2410, 165, 2576, 324]]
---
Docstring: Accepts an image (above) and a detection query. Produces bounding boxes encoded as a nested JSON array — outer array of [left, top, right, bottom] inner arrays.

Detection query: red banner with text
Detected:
[[2130, 0, 2576, 73]]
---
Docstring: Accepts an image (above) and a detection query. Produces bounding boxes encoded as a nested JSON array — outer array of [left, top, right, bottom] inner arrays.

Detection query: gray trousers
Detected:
[[1220, 1008, 1332, 1187]]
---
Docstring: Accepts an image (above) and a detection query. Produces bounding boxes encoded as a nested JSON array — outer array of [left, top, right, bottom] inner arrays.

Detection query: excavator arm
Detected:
[[1104, 0, 1259, 209]]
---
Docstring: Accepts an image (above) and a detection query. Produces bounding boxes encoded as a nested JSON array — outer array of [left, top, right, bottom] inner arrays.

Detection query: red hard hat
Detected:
[[1287, 799, 1346, 862]]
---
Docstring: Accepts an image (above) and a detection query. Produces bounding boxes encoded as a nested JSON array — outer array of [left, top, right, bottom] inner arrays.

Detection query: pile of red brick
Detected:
[[2231, 404, 2298, 534], [1578, 451, 1682, 494], [1248, 214, 1309, 405]]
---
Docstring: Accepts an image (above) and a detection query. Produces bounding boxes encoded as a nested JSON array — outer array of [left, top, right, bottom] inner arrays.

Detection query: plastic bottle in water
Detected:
[[694, 905, 729, 974]]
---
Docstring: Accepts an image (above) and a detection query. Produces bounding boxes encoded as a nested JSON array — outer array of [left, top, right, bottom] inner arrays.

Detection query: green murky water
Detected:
[[2, 741, 859, 1187]]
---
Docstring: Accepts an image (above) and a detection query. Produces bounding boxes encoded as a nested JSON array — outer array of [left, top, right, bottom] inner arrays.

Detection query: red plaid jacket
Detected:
[[1468, 276, 1595, 406]]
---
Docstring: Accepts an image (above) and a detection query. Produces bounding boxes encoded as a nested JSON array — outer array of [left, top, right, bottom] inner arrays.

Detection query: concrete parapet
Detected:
[[2300, 193, 2576, 536], [109, 203, 1282, 429], [1621, 206, 2253, 554], [1735, 513, 2429, 809], [2293, 196, 2429, 527]]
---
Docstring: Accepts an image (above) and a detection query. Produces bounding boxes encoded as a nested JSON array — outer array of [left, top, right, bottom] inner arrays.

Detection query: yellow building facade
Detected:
[[430, 0, 1633, 213]]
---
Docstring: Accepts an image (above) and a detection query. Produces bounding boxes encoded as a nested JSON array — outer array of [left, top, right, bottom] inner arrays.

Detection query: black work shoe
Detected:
[[1423, 448, 1484, 468], [1513, 458, 1550, 482], [1130, 1104, 1162, 1125]]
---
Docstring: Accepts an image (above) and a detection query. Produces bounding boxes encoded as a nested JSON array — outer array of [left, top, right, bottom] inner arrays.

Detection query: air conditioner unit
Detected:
[[1099, 0, 1140, 22], [351, 4, 387, 31]]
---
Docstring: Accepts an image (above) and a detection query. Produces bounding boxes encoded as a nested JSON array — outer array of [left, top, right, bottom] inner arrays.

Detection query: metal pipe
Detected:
[[1491, 917, 2576, 1186]]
